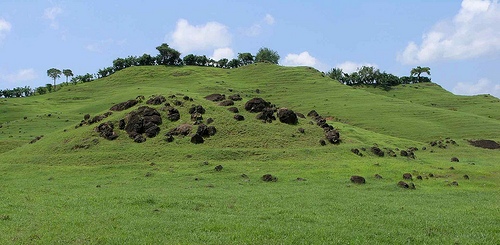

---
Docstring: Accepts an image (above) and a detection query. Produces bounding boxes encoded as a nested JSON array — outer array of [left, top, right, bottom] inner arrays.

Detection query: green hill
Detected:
[[1, 64, 499, 244]]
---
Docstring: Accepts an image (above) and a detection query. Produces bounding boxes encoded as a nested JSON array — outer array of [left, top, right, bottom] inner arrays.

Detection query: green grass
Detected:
[[0, 64, 499, 244]]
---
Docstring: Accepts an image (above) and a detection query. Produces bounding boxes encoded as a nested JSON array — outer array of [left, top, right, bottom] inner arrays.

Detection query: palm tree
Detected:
[[410, 66, 431, 83], [63, 69, 74, 83], [47, 68, 62, 91]]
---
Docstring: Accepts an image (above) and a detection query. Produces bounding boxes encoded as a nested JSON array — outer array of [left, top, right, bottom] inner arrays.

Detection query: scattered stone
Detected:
[[134, 134, 146, 143], [351, 148, 363, 156], [428, 173, 434, 178], [182, 96, 190, 101], [319, 139, 326, 146], [146, 95, 166, 105], [408, 183, 416, 189], [189, 105, 206, 114], [234, 114, 245, 121], [451, 157, 460, 162], [449, 181, 459, 186], [227, 107, 239, 113], [29, 135, 44, 144], [94, 122, 118, 140], [298, 128, 305, 134], [214, 165, 223, 171], [145, 172, 153, 177], [416, 175, 423, 180], [277, 108, 298, 125], [166, 107, 180, 121], [244, 98, 271, 113], [350, 175, 366, 184], [228, 94, 242, 101], [172, 100, 183, 106], [84, 114, 90, 120], [403, 173, 413, 180], [463, 175, 469, 180], [190, 134, 204, 144], [206, 118, 214, 124], [468, 139, 500, 149], [371, 147, 384, 157], [256, 107, 276, 123], [205, 93, 225, 102], [307, 110, 319, 118], [241, 174, 248, 178], [296, 177, 306, 181], [168, 124, 192, 136], [449, 166, 455, 170], [190, 112, 203, 122], [325, 129, 340, 144], [374, 174, 383, 179], [110, 100, 138, 111], [398, 181, 409, 188], [296, 112, 305, 119], [262, 174, 277, 182], [219, 100, 234, 106]]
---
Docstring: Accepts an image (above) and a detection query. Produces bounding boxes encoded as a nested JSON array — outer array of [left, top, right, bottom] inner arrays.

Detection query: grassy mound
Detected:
[[0, 64, 498, 244]]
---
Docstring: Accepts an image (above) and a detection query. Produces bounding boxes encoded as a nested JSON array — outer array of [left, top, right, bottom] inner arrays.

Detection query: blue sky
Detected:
[[1, 0, 499, 98]]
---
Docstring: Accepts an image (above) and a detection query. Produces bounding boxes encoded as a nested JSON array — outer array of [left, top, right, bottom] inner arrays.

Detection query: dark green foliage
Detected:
[[255, 47, 280, 64], [238, 52, 254, 65], [156, 43, 182, 66]]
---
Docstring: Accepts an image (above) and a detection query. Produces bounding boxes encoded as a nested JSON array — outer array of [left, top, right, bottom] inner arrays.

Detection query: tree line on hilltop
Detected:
[[0, 43, 430, 98]]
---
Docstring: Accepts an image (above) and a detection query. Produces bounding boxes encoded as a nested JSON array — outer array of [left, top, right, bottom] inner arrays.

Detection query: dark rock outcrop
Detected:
[[277, 108, 298, 125], [205, 94, 225, 102], [110, 100, 138, 111], [95, 122, 118, 140], [244, 98, 271, 113], [350, 175, 366, 184], [146, 95, 166, 105]]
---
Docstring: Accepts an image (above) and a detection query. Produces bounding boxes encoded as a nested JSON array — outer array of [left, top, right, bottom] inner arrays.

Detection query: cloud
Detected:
[[170, 19, 231, 53], [264, 14, 275, 25], [242, 14, 275, 37], [0, 18, 12, 43], [44, 6, 63, 29], [452, 78, 500, 98], [85, 39, 127, 53], [1, 69, 38, 85], [283, 52, 318, 66], [211, 47, 234, 60], [398, 0, 500, 64], [336, 61, 378, 74]]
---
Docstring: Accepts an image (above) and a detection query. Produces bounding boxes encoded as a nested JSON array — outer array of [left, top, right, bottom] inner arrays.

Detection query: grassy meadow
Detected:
[[0, 64, 499, 244]]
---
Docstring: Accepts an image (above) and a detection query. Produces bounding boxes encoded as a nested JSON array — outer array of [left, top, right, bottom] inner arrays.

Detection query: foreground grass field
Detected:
[[1, 64, 499, 244]]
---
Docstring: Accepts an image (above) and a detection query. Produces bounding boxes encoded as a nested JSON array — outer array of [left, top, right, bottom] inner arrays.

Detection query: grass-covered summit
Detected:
[[1, 64, 499, 244]]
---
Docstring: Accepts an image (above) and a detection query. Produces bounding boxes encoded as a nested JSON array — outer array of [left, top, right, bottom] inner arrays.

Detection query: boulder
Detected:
[[350, 175, 366, 184], [146, 95, 166, 105], [262, 174, 277, 182], [227, 107, 239, 113], [244, 98, 271, 113], [189, 105, 206, 114], [371, 146, 384, 157], [168, 124, 192, 136], [256, 107, 276, 123], [403, 173, 413, 180], [228, 94, 242, 101], [219, 100, 235, 106], [205, 93, 225, 102], [110, 100, 138, 111], [190, 134, 204, 144], [95, 122, 118, 140], [234, 114, 245, 121], [277, 108, 298, 125]]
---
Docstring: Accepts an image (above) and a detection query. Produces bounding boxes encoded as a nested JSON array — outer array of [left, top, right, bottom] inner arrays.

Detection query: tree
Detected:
[[227, 58, 241, 68], [238, 53, 254, 66], [137, 53, 155, 66], [183, 54, 197, 66], [410, 66, 431, 83], [255, 47, 280, 64], [156, 43, 182, 66], [326, 68, 344, 82], [47, 68, 62, 91], [113, 58, 126, 71], [62, 69, 74, 83], [36, 86, 47, 95], [357, 66, 380, 85], [217, 58, 229, 68]]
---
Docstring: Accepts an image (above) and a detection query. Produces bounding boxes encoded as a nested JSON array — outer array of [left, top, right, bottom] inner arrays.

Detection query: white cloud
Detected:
[[1, 69, 38, 85], [85, 39, 127, 53], [264, 14, 275, 25], [282, 51, 329, 71], [398, 0, 500, 64], [282, 52, 318, 67], [44, 6, 63, 29], [211, 47, 234, 60], [452, 78, 500, 98], [242, 14, 275, 37], [0, 18, 12, 42], [336, 61, 378, 74], [170, 19, 231, 53]]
